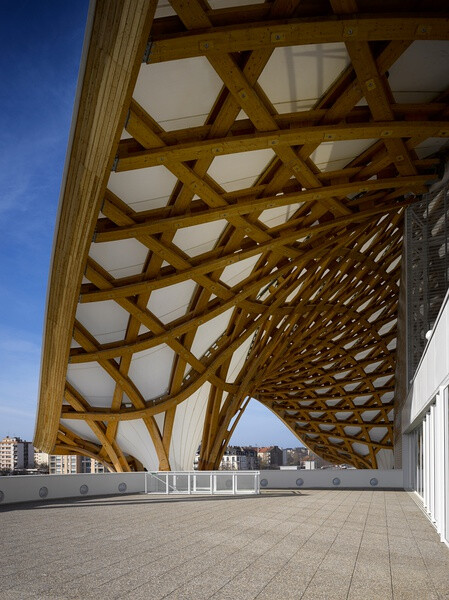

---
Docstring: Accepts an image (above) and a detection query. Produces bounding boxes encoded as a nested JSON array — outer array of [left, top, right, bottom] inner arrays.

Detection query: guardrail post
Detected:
[[210, 473, 213, 494], [165, 472, 169, 495], [188, 472, 191, 495]]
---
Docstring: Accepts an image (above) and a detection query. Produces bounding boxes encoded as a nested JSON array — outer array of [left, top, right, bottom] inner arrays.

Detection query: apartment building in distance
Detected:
[[0, 436, 34, 471], [34, 450, 49, 469], [194, 446, 259, 470], [220, 446, 259, 470], [257, 446, 283, 469], [49, 454, 110, 474], [282, 447, 308, 466]]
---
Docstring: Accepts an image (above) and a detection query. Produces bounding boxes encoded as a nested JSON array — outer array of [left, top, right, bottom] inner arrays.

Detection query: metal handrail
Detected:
[[144, 470, 260, 495]]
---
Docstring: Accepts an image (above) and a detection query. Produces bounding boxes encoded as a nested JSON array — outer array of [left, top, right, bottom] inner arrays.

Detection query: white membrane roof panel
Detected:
[[310, 139, 377, 173], [258, 43, 350, 113], [344, 426, 362, 436], [220, 254, 261, 287], [415, 137, 449, 159], [225, 335, 253, 384], [361, 410, 381, 422], [134, 57, 223, 131], [369, 427, 389, 443], [259, 203, 301, 228], [154, 1, 176, 18], [351, 442, 370, 456], [147, 279, 198, 325], [154, 412, 165, 434], [75, 300, 130, 345], [388, 41, 449, 103], [169, 382, 211, 470], [116, 420, 159, 470], [207, 149, 276, 192], [60, 421, 101, 446], [128, 344, 176, 400], [172, 220, 227, 257], [376, 448, 394, 469], [107, 166, 177, 212], [190, 307, 234, 359], [89, 238, 148, 278], [67, 363, 116, 407], [209, 0, 261, 8]]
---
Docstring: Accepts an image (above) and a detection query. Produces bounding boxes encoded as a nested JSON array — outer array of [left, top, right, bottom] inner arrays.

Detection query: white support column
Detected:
[[402, 431, 414, 491], [443, 386, 449, 546], [423, 414, 429, 510], [435, 388, 445, 529], [430, 404, 436, 519]]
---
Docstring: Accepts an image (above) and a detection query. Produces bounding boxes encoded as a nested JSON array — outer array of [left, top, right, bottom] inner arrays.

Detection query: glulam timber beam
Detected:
[[35, 0, 449, 470]]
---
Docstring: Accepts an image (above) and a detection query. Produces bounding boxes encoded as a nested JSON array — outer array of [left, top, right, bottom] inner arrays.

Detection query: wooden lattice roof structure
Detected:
[[35, 0, 449, 471]]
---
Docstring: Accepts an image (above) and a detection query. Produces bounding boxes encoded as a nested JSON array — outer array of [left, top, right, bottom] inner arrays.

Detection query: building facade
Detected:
[[220, 447, 259, 470], [257, 446, 283, 469], [0, 437, 34, 472], [401, 181, 449, 548], [49, 455, 109, 475]]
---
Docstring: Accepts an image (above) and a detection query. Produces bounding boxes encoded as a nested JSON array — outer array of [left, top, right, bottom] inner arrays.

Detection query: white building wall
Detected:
[[403, 293, 449, 431], [402, 290, 449, 547]]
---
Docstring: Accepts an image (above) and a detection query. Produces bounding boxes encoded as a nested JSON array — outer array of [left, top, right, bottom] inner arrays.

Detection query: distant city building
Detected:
[[282, 447, 307, 466], [194, 446, 259, 470], [34, 450, 49, 467], [302, 451, 334, 470], [220, 446, 258, 470], [0, 436, 34, 471], [49, 454, 109, 474], [257, 446, 283, 468]]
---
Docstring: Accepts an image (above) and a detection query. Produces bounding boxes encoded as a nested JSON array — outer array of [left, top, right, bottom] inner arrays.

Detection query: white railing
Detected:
[[144, 471, 260, 495]]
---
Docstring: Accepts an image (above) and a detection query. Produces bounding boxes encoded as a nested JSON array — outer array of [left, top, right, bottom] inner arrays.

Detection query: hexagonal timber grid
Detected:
[[34, 0, 449, 471]]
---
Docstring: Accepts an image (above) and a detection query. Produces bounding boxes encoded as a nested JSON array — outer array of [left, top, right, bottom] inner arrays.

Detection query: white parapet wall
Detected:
[[0, 469, 404, 505], [259, 469, 403, 489], [0, 472, 146, 505], [403, 291, 449, 431]]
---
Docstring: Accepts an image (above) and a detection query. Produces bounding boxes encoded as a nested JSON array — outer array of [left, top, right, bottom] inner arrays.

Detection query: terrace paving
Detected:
[[1, 490, 448, 599]]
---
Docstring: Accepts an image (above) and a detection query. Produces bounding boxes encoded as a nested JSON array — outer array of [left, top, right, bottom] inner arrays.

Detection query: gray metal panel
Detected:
[[406, 186, 449, 377]]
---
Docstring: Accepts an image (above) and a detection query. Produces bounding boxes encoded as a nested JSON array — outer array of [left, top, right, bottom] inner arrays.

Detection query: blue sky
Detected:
[[0, 1, 90, 439], [0, 1, 302, 449]]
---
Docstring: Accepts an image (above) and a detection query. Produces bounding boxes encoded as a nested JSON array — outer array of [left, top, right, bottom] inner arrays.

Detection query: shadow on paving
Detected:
[[0, 489, 311, 512]]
